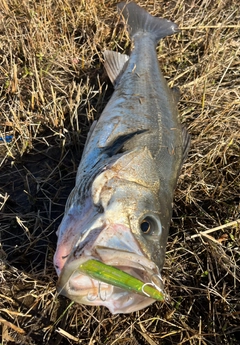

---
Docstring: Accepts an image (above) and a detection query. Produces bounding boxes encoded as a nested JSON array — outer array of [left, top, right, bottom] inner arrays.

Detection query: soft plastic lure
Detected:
[[79, 259, 164, 301]]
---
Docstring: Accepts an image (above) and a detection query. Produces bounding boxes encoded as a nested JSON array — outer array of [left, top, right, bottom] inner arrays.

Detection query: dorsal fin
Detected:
[[104, 50, 129, 86]]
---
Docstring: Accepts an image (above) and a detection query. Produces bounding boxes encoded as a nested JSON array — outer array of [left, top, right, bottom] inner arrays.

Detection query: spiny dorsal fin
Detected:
[[104, 50, 129, 86]]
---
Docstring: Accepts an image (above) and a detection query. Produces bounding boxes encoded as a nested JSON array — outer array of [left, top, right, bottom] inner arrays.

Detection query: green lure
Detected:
[[79, 259, 164, 301]]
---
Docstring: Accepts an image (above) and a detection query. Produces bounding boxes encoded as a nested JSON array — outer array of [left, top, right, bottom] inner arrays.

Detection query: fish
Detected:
[[54, 1, 190, 314]]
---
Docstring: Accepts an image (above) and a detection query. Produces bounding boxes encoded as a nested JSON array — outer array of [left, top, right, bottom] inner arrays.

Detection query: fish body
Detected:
[[54, 1, 189, 314]]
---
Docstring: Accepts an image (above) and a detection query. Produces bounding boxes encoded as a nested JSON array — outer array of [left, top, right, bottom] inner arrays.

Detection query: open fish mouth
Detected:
[[55, 223, 165, 313], [57, 253, 164, 314]]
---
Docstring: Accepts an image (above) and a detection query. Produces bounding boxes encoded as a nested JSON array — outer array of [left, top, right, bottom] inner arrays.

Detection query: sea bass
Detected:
[[54, 1, 189, 314]]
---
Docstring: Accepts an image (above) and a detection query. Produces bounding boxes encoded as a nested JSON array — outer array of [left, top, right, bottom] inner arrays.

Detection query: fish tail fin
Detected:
[[117, 2, 179, 44]]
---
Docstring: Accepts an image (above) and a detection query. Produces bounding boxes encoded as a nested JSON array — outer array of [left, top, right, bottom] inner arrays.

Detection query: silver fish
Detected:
[[54, 1, 189, 314]]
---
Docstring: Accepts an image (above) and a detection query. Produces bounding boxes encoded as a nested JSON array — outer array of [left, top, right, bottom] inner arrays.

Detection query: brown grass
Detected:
[[0, 0, 239, 344]]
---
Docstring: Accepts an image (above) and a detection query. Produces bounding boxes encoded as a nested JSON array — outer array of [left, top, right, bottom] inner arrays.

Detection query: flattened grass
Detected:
[[0, 0, 239, 344]]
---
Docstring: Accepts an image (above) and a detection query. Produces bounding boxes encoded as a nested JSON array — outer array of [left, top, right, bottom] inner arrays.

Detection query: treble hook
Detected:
[[141, 282, 153, 297], [140, 272, 164, 299], [87, 291, 98, 301], [98, 282, 107, 301]]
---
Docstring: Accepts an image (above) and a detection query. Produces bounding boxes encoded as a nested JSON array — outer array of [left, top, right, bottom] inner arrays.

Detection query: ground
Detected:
[[0, 0, 239, 344]]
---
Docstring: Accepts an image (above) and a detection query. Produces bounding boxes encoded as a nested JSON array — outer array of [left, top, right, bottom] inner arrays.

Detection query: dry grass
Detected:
[[0, 0, 239, 344]]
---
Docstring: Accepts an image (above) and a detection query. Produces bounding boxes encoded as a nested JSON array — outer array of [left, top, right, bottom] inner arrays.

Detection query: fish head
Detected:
[[54, 173, 170, 314], [54, 148, 173, 314]]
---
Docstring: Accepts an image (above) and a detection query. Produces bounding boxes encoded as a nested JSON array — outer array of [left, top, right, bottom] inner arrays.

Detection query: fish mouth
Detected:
[[57, 255, 164, 314], [56, 224, 164, 314]]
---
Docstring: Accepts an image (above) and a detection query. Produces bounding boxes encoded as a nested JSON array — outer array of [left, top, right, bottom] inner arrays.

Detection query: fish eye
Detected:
[[140, 215, 162, 236], [140, 219, 151, 233]]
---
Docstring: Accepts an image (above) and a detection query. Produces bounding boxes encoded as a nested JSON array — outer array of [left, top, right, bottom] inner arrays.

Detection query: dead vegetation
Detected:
[[0, 0, 239, 344]]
